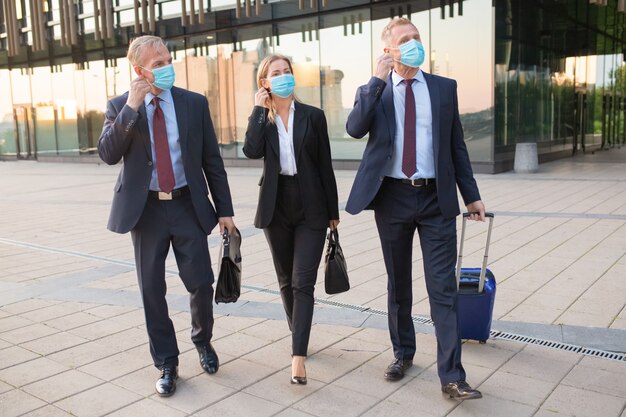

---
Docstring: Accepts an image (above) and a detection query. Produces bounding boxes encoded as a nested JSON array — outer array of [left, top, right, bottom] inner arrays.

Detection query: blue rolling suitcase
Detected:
[[455, 212, 496, 343]]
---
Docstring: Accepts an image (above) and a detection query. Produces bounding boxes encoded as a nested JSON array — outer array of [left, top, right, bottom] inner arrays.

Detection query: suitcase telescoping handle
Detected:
[[455, 212, 495, 293]]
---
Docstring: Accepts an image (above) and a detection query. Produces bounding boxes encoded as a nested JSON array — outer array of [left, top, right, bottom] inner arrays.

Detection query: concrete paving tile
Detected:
[[239, 319, 293, 342], [212, 331, 272, 358], [19, 331, 88, 356], [532, 409, 567, 417], [304, 351, 362, 383], [20, 302, 90, 322], [383, 371, 459, 416], [241, 337, 293, 370], [243, 370, 325, 407], [0, 346, 40, 370], [578, 356, 626, 374], [22, 369, 103, 403], [0, 315, 35, 332], [0, 380, 12, 394], [361, 399, 439, 417], [1, 299, 60, 315], [499, 348, 579, 383], [563, 363, 626, 398], [333, 355, 413, 399], [43, 311, 101, 331], [78, 347, 152, 381], [0, 357, 69, 387], [68, 316, 133, 340], [541, 385, 625, 417], [447, 393, 537, 417], [95, 327, 147, 352], [460, 340, 520, 369], [273, 408, 317, 417], [555, 310, 612, 327], [212, 315, 265, 333], [112, 366, 159, 397], [152, 375, 236, 414], [19, 405, 74, 417], [84, 304, 137, 319], [478, 370, 557, 406], [194, 391, 283, 417], [105, 308, 146, 327], [0, 322, 58, 345], [293, 384, 380, 417], [54, 383, 141, 417], [107, 398, 187, 417], [0, 389, 47, 417], [47, 340, 119, 368], [210, 358, 277, 390]]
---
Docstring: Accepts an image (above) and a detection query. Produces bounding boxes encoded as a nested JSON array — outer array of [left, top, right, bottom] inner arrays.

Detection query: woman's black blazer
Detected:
[[243, 101, 339, 229]]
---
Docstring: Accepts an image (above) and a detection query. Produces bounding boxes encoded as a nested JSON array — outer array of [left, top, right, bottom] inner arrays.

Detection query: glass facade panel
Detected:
[[0, 70, 15, 156], [319, 9, 371, 159], [6, 0, 626, 170], [431, 0, 494, 163]]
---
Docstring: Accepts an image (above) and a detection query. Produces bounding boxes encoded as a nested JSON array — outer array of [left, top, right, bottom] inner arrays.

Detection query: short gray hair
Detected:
[[127, 35, 167, 66], [381, 17, 417, 46]]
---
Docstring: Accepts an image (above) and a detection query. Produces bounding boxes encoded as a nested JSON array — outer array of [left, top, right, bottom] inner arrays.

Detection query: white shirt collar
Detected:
[[145, 88, 173, 107], [391, 69, 424, 87]]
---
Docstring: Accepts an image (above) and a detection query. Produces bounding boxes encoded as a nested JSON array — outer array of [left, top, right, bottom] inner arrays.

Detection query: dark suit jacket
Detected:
[[98, 86, 234, 234], [243, 102, 339, 229], [345, 73, 480, 218]]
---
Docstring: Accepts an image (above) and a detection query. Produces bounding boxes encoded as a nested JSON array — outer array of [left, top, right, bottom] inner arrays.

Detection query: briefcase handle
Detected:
[[222, 229, 230, 259], [455, 212, 494, 293]]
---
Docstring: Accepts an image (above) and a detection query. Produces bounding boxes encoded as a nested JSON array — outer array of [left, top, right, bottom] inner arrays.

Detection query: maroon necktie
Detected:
[[402, 79, 417, 178], [152, 97, 175, 194]]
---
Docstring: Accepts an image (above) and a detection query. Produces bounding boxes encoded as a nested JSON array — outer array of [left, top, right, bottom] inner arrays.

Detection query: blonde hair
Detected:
[[256, 54, 296, 124], [381, 17, 417, 46], [127, 35, 167, 66]]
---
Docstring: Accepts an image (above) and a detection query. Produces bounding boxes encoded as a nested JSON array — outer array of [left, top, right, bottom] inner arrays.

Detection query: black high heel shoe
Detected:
[[290, 365, 307, 385]]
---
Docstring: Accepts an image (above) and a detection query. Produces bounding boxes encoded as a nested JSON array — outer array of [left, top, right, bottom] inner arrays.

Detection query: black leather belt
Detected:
[[386, 177, 436, 187], [149, 186, 190, 200]]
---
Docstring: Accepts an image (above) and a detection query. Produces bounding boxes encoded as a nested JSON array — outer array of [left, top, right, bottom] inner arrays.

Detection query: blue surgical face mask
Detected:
[[395, 39, 425, 68], [142, 64, 176, 90], [269, 74, 296, 98]]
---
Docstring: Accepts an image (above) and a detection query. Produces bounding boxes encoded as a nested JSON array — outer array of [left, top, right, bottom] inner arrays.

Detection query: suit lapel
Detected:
[[171, 87, 188, 157], [293, 101, 308, 162], [423, 72, 440, 171], [381, 76, 396, 146], [137, 104, 152, 159]]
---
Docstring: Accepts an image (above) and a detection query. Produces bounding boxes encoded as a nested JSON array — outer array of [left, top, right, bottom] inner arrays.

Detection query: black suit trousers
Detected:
[[131, 193, 214, 369], [373, 178, 466, 385], [264, 175, 326, 356]]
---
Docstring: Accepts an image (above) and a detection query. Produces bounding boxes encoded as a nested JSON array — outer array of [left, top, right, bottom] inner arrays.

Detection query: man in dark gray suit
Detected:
[[346, 18, 485, 400], [98, 35, 235, 397]]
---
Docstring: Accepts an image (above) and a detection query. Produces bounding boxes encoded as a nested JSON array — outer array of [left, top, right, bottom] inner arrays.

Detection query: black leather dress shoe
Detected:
[[442, 381, 482, 400], [384, 359, 413, 381], [155, 366, 178, 397], [197, 343, 219, 374]]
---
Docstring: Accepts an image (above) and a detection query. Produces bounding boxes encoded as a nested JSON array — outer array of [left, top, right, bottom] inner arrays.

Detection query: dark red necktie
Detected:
[[402, 79, 417, 178], [152, 97, 175, 194]]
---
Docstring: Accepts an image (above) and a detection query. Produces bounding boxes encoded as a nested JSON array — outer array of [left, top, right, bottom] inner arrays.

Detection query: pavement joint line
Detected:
[[2, 238, 626, 364], [494, 211, 626, 220]]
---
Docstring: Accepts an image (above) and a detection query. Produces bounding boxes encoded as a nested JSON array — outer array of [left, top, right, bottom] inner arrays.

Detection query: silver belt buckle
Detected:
[[158, 191, 173, 200], [410, 179, 423, 187]]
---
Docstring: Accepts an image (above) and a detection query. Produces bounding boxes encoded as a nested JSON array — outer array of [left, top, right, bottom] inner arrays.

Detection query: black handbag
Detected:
[[215, 227, 242, 304], [324, 229, 350, 294]]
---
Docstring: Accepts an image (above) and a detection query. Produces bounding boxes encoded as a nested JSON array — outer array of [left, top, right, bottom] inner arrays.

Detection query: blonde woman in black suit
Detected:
[[243, 54, 340, 385]]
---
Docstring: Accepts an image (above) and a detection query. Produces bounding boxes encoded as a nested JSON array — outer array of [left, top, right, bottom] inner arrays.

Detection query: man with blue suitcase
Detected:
[[346, 17, 485, 400]]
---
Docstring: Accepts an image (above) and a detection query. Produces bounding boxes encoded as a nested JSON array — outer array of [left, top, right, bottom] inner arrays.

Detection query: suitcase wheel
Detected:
[[479, 340, 486, 344]]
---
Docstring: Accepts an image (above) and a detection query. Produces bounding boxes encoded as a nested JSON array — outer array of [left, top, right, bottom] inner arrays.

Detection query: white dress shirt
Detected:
[[144, 89, 188, 191], [275, 100, 297, 176], [387, 69, 435, 179]]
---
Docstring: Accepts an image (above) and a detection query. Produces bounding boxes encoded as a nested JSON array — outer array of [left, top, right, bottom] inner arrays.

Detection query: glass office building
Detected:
[[1, 0, 625, 172]]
